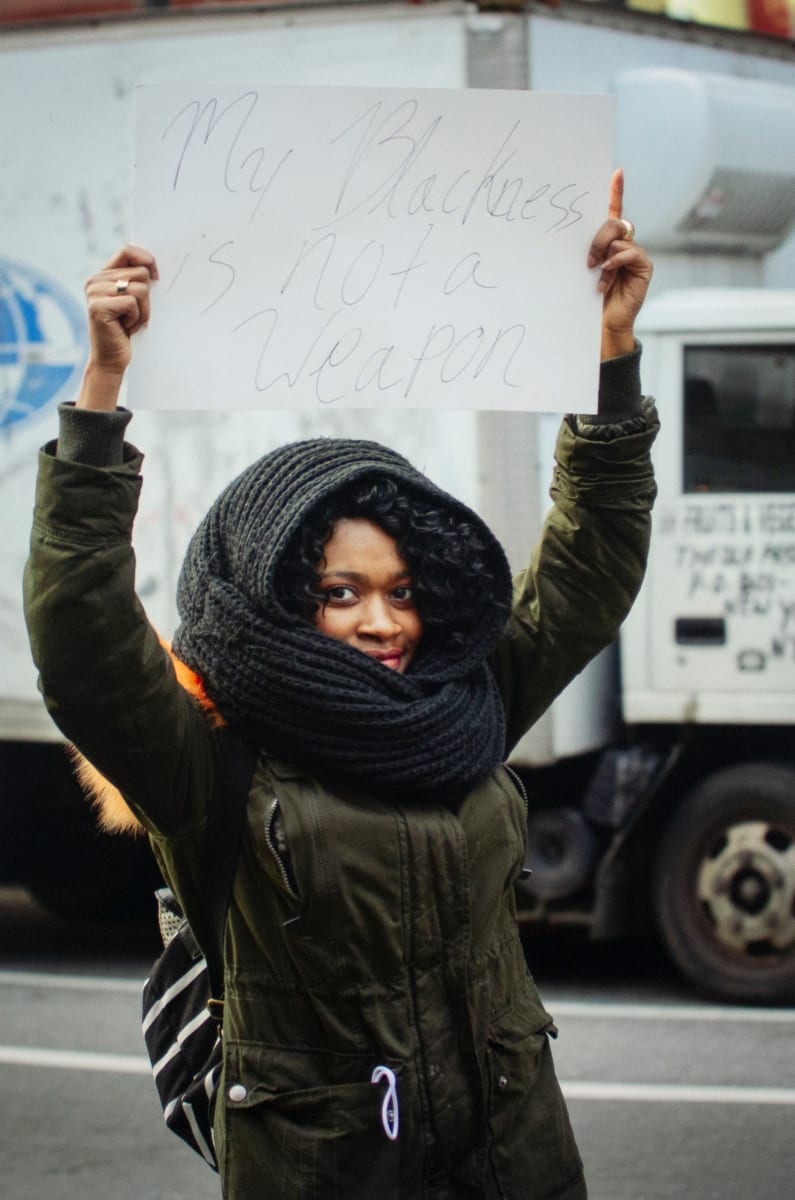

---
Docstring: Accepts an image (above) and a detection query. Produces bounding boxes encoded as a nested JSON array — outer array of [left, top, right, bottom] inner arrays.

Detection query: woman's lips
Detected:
[[367, 649, 403, 670]]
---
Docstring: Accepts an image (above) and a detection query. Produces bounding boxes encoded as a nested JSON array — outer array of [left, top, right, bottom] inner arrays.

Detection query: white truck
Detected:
[[1, 1, 793, 1003], [507, 285, 795, 1007]]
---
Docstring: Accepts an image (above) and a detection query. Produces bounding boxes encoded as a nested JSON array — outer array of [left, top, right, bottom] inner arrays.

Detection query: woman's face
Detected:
[[313, 518, 422, 673]]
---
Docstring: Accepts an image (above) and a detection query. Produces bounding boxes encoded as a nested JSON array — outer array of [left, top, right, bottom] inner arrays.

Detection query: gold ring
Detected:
[[620, 219, 635, 242], [115, 278, 130, 295]]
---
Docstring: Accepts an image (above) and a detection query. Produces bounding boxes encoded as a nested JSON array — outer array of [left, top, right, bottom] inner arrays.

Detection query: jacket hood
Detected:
[[173, 436, 511, 659]]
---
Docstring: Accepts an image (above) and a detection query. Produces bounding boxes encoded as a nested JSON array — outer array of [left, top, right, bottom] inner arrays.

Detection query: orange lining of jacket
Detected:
[[68, 638, 225, 837]]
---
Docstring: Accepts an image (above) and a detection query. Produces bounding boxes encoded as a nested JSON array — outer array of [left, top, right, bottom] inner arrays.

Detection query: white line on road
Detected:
[[0, 970, 142, 994], [1, 1044, 794, 1107], [0, 1045, 150, 1075], [562, 1081, 795, 1105], [547, 1000, 795, 1024]]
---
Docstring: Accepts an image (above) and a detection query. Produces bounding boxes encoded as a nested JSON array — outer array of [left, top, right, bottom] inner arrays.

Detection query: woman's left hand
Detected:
[[588, 168, 653, 361]]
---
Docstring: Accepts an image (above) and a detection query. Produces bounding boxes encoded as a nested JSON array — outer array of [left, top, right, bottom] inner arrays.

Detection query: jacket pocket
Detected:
[[485, 993, 585, 1200], [220, 1040, 403, 1200], [264, 796, 301, 901]]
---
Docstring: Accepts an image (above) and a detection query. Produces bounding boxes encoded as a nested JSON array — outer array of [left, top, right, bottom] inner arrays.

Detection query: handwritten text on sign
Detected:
[[132, 86, 615, 411]]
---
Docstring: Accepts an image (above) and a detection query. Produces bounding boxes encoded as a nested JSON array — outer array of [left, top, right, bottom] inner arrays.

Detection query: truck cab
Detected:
[[626, 288, 795, 721]]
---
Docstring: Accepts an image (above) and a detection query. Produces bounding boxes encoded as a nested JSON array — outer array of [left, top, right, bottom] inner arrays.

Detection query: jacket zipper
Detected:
[[504, 764, 529, 818], [504, 764, 533, 884], [265, 796, 300, 901]]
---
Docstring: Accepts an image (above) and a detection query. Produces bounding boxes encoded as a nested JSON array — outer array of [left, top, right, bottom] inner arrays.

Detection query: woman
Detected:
[[24, 172, 657, 1199]]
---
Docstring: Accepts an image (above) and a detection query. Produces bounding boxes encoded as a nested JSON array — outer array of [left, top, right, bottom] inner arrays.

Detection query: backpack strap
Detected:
[[190, 730, 258, 1012]]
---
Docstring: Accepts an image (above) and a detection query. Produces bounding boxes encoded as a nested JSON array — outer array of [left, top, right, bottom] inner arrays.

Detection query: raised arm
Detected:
[[24, 246, 215, 837], [493, 170, 659, 750]]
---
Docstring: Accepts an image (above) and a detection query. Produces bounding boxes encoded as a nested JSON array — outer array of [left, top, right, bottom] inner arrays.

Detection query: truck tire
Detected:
[[654, 763, 795, 1004]]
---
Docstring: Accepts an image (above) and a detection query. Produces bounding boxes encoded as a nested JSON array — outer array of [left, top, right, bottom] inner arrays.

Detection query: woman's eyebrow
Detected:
[[318, 569, 365, 582], [318, 569, 411, 583]]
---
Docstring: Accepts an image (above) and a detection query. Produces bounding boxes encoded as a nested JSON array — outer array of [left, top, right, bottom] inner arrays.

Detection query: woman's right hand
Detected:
[[78, 245, 158, 411]]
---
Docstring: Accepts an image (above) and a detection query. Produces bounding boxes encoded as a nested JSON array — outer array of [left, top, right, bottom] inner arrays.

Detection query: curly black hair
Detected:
[[274, 474, 502, 654]]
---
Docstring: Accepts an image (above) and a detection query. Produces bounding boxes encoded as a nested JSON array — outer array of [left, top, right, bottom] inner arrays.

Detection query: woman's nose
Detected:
[[358, 596, 401, 638]]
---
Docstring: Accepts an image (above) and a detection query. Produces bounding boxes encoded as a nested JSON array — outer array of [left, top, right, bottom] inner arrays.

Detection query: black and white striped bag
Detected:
[[142, 888, 224, 1169], [140, 734, 257, 1171]]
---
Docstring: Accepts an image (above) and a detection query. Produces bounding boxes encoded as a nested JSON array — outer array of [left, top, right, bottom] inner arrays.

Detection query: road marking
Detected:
[[547, 1000, 795, 1023], [0, 970, 142, 994], [562, 1081, 795, 1105], [1, 1043, 793, 1107], [0, 1045, 150, 1075]]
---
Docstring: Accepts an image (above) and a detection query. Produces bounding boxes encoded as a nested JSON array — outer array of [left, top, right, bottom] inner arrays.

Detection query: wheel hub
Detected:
[[697, 821, 795, 955], [730, 868, 769, 915]]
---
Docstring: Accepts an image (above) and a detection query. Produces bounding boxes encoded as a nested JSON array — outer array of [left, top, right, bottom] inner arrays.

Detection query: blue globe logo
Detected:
[[0, 257, 87, 431]]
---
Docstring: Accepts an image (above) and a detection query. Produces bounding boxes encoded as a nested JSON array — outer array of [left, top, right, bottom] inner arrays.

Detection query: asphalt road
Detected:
[[1, 886, 793, 1200]]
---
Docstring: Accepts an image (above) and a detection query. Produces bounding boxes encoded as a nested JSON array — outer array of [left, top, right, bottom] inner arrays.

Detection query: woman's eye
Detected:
[[325, 584, 356, 603], [391, 584, 415, 604]]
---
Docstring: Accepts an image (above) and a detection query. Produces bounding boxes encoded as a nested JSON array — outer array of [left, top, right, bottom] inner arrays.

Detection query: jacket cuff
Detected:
[[56, 402, 133, 467], [579, 342, 643, 424], [32, 444, 144, 548]]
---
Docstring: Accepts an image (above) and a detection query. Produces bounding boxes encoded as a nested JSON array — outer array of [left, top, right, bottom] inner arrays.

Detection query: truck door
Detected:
[[648, 334, 795, 721]]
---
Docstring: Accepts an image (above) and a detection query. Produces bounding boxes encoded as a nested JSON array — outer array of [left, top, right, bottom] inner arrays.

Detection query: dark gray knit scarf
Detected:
[[173, 438, 513, 796]]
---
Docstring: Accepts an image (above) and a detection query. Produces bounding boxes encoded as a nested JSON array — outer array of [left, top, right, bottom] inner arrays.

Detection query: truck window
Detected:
[[683, 344, 795, 493]]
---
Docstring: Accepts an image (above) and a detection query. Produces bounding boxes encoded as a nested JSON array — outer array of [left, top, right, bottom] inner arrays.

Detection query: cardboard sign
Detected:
[[132, 85, 614, 411]]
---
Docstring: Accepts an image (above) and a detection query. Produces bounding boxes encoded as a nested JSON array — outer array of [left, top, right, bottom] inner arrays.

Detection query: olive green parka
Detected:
[[24, 396, 658, 1200]]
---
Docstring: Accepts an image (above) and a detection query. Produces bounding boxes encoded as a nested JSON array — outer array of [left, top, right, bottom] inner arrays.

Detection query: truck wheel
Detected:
[[654, 764, 795, 1005]]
